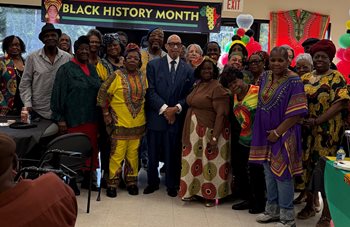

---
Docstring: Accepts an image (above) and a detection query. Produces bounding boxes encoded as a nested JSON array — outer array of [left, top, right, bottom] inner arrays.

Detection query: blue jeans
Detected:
[[263, 163, 294, 221]]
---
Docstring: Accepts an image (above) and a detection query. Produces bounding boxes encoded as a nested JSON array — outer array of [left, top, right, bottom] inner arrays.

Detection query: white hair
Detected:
[[186, 44, 203, 56], [295, 53, 313, 66]]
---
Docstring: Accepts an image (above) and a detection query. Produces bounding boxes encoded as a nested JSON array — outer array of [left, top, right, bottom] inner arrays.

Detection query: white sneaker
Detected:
[[275, 220, 296, 227], [256, 212, 280, 223]]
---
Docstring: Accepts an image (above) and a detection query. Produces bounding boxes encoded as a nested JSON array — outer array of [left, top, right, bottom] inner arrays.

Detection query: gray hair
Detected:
[[280, 44, 295, 58], [295, 53, 313, 66], [186, 44, 203, 56]]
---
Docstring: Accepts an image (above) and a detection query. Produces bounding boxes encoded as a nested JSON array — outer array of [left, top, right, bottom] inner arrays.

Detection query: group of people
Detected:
[[0, 22, 349, 227]]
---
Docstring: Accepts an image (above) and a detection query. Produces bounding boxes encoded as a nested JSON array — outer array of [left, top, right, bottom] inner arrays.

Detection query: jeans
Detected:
[[263, 163, 295, 221]]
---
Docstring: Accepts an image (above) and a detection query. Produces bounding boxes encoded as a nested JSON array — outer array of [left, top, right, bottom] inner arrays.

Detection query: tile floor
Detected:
[[75, 169, 320, 227]]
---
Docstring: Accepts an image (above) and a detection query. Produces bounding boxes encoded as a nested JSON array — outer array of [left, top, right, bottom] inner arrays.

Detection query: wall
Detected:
[[2, 0, 350, 49]]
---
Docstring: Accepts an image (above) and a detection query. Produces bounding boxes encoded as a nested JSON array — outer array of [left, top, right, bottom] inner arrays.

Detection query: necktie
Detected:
[[170, 60, 176, 84]]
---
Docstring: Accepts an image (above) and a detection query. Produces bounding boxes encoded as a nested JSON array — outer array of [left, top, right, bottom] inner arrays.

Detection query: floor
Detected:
[[75, 169, 321, 227]]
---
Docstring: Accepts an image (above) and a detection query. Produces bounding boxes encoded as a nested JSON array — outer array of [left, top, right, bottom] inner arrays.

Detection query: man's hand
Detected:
[[164, 107, 178, 124]]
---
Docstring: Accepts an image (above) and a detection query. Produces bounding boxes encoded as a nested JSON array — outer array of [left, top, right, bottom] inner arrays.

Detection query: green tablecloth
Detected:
[[325, 159, 350, 227]]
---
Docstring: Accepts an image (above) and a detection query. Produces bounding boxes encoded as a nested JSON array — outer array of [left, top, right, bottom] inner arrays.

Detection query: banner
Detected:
[[41, 0, 222, 33]]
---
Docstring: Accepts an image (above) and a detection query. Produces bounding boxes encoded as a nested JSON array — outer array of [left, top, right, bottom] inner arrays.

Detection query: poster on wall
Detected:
[[223, 0, 243, 12], [41, 0, 222, 33]]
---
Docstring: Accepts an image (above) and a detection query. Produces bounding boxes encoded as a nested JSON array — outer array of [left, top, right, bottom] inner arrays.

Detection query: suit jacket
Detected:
[[146, 56, 194, 132]]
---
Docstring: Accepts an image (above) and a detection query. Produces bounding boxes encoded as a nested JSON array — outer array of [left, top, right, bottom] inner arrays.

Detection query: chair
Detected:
[[39, 133, 94, 213]]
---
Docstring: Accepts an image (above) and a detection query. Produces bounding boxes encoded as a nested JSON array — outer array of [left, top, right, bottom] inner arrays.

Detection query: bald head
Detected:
[[165, 34, 182, 60], [0, 133, 16, 176]]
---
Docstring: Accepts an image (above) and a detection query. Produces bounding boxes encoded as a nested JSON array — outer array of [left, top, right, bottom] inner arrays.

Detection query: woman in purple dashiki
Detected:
[[250, 46, 308, 227]]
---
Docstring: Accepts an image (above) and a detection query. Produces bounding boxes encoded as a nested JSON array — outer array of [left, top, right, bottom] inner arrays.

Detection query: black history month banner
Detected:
[[41, 0, 222, 33]]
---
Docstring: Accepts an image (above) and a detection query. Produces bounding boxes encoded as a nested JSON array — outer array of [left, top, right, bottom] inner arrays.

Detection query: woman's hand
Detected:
[[58, 121, 67, 134], [267, 130, 279, 143], [302, 118, 318, 128], [103, 112, 112, 125]]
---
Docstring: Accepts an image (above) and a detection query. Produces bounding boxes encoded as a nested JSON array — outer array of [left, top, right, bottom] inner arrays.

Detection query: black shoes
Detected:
[[143, 185, 159, 194], [167, 188, 178, 197], [106, 187, 117, 198], [127, 185, 139, 195], [249, 205, 265, 214], [232, 200, 250, 210]]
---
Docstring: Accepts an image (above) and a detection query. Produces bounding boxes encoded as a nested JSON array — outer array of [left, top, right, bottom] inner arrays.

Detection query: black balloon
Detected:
[[245, 29, 255, 37]]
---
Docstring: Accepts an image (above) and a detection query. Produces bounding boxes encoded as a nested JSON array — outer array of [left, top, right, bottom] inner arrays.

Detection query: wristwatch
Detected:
[[212, 136, 217, 142]]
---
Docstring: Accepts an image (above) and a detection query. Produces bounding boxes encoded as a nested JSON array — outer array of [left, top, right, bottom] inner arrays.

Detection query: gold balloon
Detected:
[[346, 20, 350, 30]]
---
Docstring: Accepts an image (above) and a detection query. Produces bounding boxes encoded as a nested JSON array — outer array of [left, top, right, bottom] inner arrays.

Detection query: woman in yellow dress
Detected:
[[97, 43, 147, 198]]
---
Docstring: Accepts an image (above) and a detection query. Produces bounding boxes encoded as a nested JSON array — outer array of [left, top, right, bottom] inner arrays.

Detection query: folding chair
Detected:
[[40, 133, 94, 213]]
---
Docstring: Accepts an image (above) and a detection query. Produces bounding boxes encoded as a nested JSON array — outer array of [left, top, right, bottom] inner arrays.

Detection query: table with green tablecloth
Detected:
[[325, 158, 350, 227]]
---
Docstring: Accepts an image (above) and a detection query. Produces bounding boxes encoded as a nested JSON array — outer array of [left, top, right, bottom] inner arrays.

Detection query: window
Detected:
[[0, 5, 94, 56]]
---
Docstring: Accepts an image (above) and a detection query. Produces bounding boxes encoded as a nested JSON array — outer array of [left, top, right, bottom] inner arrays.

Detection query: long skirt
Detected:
[[179, 113, 231, 200]]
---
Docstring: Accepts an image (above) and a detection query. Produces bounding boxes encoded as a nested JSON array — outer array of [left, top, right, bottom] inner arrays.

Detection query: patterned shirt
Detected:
[[233, 85, 259, 147]]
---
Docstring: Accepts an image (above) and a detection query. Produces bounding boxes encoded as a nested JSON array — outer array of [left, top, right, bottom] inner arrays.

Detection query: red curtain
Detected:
[[269, 9, 330, 65]]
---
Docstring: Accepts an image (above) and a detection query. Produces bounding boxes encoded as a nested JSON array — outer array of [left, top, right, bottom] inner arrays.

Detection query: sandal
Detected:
[[205, 199, 216, 207], [297, 206, 316, 220], [182, 196, 198, 202]]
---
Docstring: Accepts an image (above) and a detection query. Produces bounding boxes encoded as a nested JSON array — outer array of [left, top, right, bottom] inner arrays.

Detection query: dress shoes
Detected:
[[127, 185, 139, 196], [232, 200, 250, 210], [249, 205, 265, 214], [167, 188, 178, 197], [143, 185, 159, 194], [106, 187, 117, 198]]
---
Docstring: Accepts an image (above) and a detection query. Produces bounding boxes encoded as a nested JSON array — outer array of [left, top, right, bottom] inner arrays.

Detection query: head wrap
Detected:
[[0, 133, 16, 176], [146, 27, 163, 41], [124, 43, 141, 57], [73, 35, 89, 53], [309, 39, 336, 61], [102, 33, 120, 46], [302, 38, 320, 47]]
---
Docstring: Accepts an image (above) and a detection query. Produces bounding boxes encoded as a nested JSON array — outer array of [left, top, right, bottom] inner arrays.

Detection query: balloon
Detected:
[[346, 20, 350, 30], [241, 35, 250, 44], [224, 41, 232, 53], [336, 48, 346, 61], [236, 14, 254, 30], [337, 60, 350, 84], [237, 28, 246, 37], [246, 41, 262, 57], [343, 48, 350, 62], [249, 37, 255, 43], [220, 53, 229, 65], [245, 29, 255, 37], [339, 33, 350, 48]]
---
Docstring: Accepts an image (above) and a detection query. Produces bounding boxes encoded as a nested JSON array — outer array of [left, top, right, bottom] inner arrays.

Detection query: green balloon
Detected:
[[339, 33, 350, 48], [241, 35, 250, 44], [224, 41, 232, 53]]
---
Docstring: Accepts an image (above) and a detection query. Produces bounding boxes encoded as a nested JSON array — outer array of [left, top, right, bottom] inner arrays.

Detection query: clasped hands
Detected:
[[164, 106, 178, 124]]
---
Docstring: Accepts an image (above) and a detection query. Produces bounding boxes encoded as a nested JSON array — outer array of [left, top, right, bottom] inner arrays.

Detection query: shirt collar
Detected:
[[166, 54, 179, 65]]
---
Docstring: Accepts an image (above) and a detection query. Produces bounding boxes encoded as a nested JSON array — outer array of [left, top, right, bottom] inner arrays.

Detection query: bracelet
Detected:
[[273, 130, 280, 138], [103, 112, 109, 116]]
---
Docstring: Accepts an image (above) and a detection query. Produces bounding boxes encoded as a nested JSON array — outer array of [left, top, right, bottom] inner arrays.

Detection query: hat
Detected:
[[124, 43, 140, 56], [73, 35, 90, 53], [309, 39, 336, 61], [146, 27, 163, 41], [0, 133, 16, 175], [102, 33, 120, 46], [39, 23, 62, 42], [302, 38, 320, 47]]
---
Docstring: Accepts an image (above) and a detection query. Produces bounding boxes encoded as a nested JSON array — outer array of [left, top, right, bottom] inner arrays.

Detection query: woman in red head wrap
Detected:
[[298, 39, 350, 226]]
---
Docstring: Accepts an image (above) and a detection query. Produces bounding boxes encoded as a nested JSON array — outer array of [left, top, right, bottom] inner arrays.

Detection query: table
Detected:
[[324, 158, 350, 227], [0, 117, 53, 158]]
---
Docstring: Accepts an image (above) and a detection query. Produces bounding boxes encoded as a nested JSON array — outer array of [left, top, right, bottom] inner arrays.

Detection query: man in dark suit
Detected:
[[144, 34, 194, 197]]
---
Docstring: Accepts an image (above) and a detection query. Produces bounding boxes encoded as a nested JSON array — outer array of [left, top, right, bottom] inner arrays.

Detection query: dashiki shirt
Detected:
[[0, 56, 24, 115], [97, 68, 148, 140], [233, 84, 259, 147], [249, 71, 308, 180], [299, 70, 350, 187]]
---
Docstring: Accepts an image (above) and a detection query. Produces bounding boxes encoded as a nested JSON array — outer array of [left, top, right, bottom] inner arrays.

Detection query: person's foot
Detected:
[[256, 212, 280, 223], [127, 185, 139, 196], [205, 199, 216, 207], [249, 204, 265, 214], [275, 220, 296, 227], [143, 185, 159, 194], [106, 187, 117, 198], [182, 196, 198, 202], [68, 178, 80, 196], [297, 206, 316, 219], [167, 188, 178, 197], [316, 216, 331, 227], [232, 200, 250, 210]]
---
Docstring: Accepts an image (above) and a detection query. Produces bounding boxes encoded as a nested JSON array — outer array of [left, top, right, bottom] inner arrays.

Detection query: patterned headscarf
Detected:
[[124, 43, 141, 57], [102, 33, 120, 46], [309, 39, 336, 61]]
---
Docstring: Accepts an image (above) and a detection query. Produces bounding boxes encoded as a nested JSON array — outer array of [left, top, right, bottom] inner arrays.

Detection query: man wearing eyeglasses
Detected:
[[144, 34, 194, 197]]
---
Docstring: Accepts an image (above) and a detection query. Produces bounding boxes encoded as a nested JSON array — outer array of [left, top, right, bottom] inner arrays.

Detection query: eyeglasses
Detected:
[[248, 60, 263, 65], [167, 42, 182, 48]]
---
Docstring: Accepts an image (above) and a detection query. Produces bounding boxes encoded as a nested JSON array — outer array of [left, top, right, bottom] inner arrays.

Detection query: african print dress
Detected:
[[249, 71, 308, 181], [299, 70, 350, 188], [179, 80, 231, 200]]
